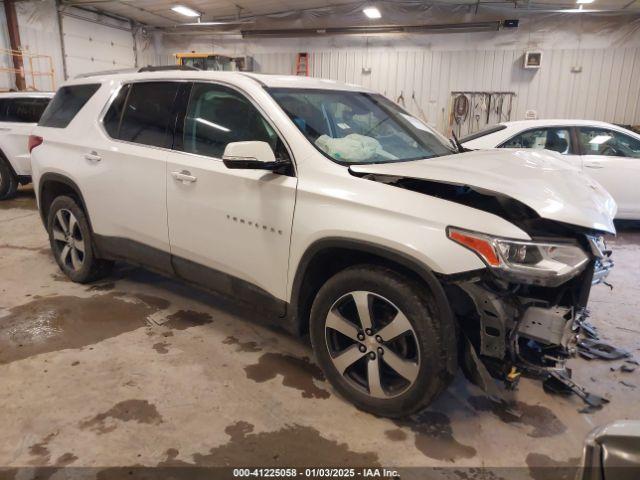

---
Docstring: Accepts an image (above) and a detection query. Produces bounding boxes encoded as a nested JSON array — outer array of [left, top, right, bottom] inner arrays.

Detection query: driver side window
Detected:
[[577, 127, 640, 158], [501, 127, 572, 154], [181, 83, 284, 160]]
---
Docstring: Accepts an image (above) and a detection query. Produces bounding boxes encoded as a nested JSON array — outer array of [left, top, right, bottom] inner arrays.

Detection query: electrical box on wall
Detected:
[[524, 51, 542, 69]]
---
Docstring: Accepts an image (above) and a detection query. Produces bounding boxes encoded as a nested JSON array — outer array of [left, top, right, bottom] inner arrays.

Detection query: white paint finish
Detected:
[[0, 92, 54, 176], [463, 119, 640, 219], [350, 149, 617, 234], [166, 150, 297, 300], [31, 72, 618, 304]]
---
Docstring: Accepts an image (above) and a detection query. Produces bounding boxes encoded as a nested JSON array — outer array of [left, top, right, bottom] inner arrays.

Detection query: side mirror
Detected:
[[222, 141, 278, 170]]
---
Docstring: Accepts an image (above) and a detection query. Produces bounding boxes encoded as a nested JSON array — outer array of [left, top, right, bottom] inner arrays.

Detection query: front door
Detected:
[[166, 82, 297, 312], [576, 126, 640, 219]]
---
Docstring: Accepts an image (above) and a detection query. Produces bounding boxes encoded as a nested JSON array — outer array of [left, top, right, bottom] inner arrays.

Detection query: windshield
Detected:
[[267, 88, 455, 164]]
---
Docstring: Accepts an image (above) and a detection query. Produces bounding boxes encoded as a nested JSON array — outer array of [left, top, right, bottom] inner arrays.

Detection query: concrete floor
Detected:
[[1, 187, 639, 479]]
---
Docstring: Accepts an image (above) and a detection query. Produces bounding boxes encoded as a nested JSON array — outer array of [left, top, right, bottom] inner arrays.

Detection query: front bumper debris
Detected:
[[451, 246, 619, 410]]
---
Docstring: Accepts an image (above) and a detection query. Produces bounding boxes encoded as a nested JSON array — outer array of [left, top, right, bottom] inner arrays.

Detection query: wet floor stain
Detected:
[[0, 191, 37, 210], [51, 272, 71, 282], [526, 453, 581, 480], [452, 468, 507, 480], [0, 293, 156, 364], [132, 293, 171, 310], [223, 335, 262, 353], [394, 410, 477, 462], [79, 399, 163, 434], [152, 341, 170, 354], [0, 243, 50, 255], [157, 421, 380, 467], [164, 309, 213, 330], [87, 282, 116, 292], [28, 432, 57, 465], [244, 353, 330, 399], [384, 428, 408, 441], [468, 396, 567, 438]]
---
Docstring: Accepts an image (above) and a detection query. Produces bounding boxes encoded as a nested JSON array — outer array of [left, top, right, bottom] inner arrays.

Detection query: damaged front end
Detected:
[[444, 226, 614, 408], [349, 153, 618, 408]]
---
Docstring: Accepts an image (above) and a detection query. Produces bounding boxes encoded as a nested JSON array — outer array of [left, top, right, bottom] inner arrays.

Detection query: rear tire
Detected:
[[47, 196, 113, 283], [0, 156, 18, 200], [310, 265, 456, 418]]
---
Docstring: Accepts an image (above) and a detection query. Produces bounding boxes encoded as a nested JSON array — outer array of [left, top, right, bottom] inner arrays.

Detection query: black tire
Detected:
[[0, 155, 18, 200], [310, 265, 456, 418], [47, 195, 113, 283]]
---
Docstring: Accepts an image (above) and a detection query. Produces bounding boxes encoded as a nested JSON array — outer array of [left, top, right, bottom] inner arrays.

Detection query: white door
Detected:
[[166, 82, 297, 310], [576, 126, 640, 219], [82, 82, 179, 257], [0, 97, 50, 175]]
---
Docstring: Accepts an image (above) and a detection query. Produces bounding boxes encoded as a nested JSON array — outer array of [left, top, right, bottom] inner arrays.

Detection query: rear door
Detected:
[[83, 81, 180, 267], [576, 126, 640, 218], [166, 82, 297, 311], [0, 96, 50, 175]]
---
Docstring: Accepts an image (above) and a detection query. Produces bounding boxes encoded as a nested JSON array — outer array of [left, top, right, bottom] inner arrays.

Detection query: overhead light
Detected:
[[363, 7, 381, 19], [171, 5, 201, 17], [576, 0, 594, 3]]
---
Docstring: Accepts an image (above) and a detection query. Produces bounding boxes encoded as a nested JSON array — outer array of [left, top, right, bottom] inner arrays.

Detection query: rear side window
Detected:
[[4, 97, 50, 123], [39, 84, 100, 128], [105, 82, 178, 148]]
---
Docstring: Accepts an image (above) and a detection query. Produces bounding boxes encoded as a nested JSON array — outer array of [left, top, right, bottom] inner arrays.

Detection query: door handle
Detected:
[[0, 127, 11, 132], [84, 151, 102, 163], [171, 170, 197, 183], [584, 162, 604, 169]]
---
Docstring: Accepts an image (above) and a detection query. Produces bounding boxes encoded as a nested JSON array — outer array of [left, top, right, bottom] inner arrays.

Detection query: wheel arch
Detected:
[[38, 173, 92, 231], [288, 238, 456, 339]]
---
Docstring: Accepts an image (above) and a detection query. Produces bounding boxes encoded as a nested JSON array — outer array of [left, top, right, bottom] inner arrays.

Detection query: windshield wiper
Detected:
[[450, 130, 470, 153]]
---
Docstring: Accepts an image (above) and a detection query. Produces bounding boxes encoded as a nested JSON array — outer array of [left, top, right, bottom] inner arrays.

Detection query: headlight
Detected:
[[447, 227, 590, 286]]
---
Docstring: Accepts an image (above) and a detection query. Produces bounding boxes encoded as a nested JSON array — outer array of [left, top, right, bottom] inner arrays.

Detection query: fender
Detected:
[[291, 238, 452, 321], [288, 237, 459, 377], [38, 173, 92, 231]]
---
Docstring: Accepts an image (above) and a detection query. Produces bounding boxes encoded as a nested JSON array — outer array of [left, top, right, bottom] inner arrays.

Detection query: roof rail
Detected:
[[74, 68, 138, 79], [74, 65, 200, 79], [137, 65, 200, 72]]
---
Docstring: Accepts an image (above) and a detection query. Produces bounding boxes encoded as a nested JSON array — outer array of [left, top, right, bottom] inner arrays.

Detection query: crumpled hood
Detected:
[[350, 149, 617, 234]]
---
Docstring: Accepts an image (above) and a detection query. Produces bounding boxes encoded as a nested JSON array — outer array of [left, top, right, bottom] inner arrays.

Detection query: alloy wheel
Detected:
[[52, 208, 85, 271], [324, 291, 420, 399]]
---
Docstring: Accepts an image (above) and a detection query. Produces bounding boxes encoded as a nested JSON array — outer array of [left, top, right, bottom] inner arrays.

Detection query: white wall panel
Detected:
[[251, 47, 640, 134], [61, 14, 135, 78]]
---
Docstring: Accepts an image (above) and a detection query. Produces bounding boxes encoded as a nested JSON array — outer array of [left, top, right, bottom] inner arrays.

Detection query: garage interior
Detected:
[[1, 0, 640, 479]]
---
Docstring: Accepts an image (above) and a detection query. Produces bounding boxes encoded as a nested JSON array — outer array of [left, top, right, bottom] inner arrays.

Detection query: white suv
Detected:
[[0, 92, 53, 199], [31, 71, 615, 417]]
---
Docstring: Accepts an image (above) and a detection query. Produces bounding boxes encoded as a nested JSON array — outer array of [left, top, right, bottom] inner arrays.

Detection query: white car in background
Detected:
[[462, 120, 640, 220], [0, 91, 53, 199]]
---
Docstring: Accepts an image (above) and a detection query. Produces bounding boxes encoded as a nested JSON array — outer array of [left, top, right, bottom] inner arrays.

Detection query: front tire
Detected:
[[0, 156, 18, 200], [47, 196, 113, 283], [310, 265, 455, 418]]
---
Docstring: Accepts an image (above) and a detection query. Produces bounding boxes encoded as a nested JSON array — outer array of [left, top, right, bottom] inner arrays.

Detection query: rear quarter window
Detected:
[[39, 84, 101, 128]]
